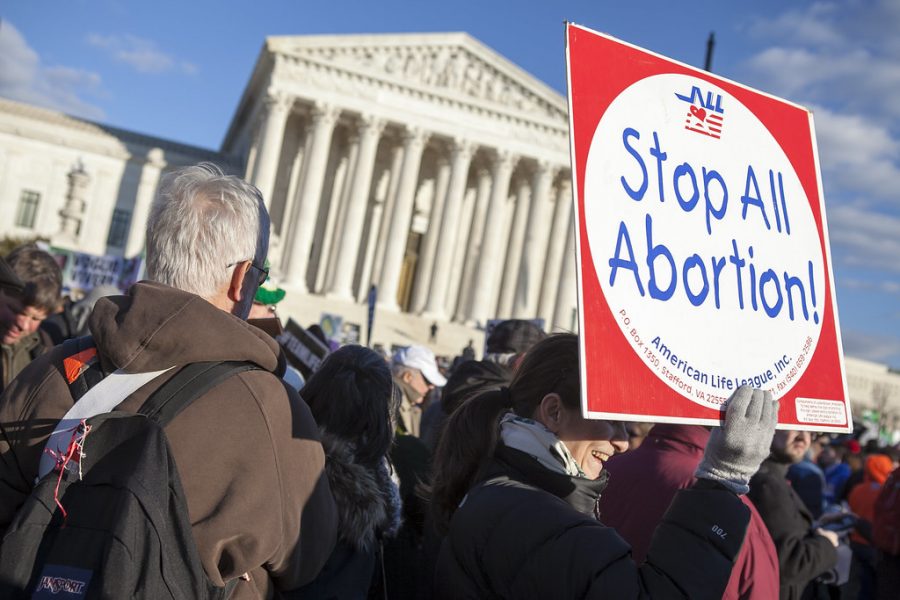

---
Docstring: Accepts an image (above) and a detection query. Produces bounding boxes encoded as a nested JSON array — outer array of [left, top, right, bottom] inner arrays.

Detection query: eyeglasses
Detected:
[[226, 260, 269, 287]]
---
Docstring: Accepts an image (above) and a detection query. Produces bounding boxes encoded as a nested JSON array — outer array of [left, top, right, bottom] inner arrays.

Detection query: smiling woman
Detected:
[[429, 333, 779, 599]]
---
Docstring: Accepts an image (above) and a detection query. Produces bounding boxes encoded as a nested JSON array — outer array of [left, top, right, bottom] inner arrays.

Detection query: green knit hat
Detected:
[[253, 260, 286, 305]]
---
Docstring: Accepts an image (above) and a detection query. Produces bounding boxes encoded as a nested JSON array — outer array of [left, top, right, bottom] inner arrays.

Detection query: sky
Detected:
[[2, 0, 899, 368]]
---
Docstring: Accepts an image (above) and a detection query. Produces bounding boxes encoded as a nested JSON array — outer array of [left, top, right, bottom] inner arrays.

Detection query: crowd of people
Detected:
[[0, 162, 898, 599]]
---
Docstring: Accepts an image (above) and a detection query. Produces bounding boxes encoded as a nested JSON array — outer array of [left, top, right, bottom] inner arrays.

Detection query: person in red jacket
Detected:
[[600, 423, 780, 600]]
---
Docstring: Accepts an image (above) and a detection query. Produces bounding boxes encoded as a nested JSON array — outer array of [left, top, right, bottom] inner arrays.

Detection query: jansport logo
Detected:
[[36, 576, 87, 594], [675, 85, 724, 139]]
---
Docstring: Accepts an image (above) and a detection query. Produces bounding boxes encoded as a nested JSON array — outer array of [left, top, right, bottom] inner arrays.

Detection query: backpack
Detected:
[[0, 336, 260, 599], [873, 467, 900, 555]]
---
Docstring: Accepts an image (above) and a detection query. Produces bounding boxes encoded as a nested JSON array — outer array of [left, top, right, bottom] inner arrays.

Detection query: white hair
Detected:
[[145, 163, 269, 299]]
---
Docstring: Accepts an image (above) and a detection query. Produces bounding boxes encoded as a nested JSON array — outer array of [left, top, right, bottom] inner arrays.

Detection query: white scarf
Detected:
[[499, 412, 586, 478]]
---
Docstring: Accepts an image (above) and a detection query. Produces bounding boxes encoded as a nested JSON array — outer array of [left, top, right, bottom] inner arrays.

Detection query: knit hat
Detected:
[[253, 260, 285, 306], [865, 454, 894, 484], [441, 360, 512, 415], [845, 439, 862, 455], [486, 319, 546, 355]]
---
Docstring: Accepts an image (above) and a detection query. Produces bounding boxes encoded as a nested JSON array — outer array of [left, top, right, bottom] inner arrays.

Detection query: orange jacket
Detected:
[[849, 454, 895, 545]]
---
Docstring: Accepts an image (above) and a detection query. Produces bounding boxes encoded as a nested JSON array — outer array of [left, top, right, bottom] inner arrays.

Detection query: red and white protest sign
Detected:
[[566, 23, 849, 432]]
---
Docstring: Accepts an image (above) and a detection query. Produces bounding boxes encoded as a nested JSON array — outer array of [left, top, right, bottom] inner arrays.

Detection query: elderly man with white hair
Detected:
[[0, 163, 337, 598], [391, 345, 446, 437]]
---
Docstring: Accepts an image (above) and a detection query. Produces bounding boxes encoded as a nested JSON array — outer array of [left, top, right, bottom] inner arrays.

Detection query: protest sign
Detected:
[[277, 319, 330, 379], [566, 23, 849, 432], [320, 313, 344, 343], [49, 247, 143, 297]]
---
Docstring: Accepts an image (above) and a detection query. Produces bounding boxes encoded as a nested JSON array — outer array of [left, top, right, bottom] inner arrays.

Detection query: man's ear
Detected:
[[227, 261, 251, 303], [536, 393, 563, 434], [401, 369, 414, 384]]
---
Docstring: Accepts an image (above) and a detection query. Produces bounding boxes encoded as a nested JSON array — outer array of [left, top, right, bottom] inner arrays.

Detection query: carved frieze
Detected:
[[279, 42, 565, 122]]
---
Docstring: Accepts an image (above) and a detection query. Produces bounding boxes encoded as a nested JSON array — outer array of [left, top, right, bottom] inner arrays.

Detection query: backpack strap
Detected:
[[61, 336, 105, 401], [138, 361, 262, 428], [137, 361, 259, 599]]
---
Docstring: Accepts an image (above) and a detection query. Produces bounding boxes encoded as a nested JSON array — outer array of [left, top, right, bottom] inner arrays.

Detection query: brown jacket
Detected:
[[0, 281, 337, 599], [0, 329, 49, 393]]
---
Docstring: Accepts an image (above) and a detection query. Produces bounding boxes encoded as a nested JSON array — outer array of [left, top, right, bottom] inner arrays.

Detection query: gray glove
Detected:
[[695, 386, 779, 495]]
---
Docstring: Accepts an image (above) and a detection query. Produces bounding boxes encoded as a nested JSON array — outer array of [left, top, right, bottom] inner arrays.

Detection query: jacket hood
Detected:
[[646, 424, 710, 451], [89, 281, 282, 373], [864, 454, 893, 484], [320, 431, 402, 551]]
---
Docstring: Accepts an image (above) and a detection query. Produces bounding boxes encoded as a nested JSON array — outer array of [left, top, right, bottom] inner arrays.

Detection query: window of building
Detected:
[[15, 190, 41, 228], [107, 209, 131, 248]]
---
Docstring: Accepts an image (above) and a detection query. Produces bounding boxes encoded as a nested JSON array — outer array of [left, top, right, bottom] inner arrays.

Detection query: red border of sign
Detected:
[[565, 23, 850, 432]]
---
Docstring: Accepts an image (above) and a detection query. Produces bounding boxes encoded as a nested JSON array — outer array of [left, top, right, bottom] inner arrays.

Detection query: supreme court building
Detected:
[[223, 33, 575, 330], [0, 32, 577, 342]]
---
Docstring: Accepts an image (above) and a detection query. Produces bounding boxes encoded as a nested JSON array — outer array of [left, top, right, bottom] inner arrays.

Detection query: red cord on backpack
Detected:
[[43, 419, 92, 524]]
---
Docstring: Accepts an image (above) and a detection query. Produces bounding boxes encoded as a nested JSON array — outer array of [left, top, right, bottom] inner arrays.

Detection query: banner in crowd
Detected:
[[49, 247, 143, 297], [566, 23, 849, 431], [278, 319, 330, 378]]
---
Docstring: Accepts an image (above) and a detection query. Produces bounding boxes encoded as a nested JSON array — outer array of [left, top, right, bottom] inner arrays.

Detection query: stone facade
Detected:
[[0, 97, 232, 256]]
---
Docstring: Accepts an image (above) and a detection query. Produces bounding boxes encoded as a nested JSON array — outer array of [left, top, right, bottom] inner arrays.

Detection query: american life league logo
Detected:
[[584, 73, 825, 410], [677, 85, 724, 139]]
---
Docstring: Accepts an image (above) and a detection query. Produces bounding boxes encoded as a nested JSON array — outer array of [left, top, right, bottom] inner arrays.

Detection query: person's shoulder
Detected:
[[1, 344, 72, 417]]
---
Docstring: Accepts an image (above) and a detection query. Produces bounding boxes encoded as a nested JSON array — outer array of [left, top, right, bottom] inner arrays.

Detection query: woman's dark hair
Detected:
[[300, 344, 397, 468], [429, 333, 580, 530]]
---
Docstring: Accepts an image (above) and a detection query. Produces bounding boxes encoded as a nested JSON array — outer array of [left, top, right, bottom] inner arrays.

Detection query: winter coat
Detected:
[[288, 432, 401, 599], [848, 454, 895, 545], [0, 329, 50, 393], [748, 458, 837, 600], [0, 281, 338, 599], [600, 424, 780, 600], [436, 442, 750, 599]]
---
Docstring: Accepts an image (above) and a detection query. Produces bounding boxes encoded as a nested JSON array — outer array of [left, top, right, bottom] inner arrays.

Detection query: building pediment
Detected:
[[266, 33, 567, 124]]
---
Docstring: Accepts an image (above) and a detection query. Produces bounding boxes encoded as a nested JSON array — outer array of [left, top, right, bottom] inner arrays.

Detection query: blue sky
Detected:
[[2, 0, 899, 367]]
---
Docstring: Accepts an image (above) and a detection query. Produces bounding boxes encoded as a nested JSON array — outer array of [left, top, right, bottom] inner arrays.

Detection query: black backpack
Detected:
[[0, 337, 260, 599]]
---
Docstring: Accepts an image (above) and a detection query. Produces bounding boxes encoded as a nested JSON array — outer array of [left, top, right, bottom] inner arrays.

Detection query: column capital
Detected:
[[263, 89, 293, 113], [492, 149, 518, 171], [358, 113, 387, 136], [310, 102, 340, 127], [533, 159, 556, 178], [401, 125, 430, 148], [449, 137, 476, 161]]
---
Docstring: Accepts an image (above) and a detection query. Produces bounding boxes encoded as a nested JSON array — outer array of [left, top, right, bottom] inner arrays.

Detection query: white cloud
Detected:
[[828, 204, 900, 273], [811, 105, 900, 202], [842, 329, 900, 365], [86, 33, 197, 75], [0, 21, 104, 119], [841, 278, 900, 296]]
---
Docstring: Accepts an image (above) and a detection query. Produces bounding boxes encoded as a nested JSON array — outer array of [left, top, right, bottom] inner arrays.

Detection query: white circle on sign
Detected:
[[584, 73, 824, 408]]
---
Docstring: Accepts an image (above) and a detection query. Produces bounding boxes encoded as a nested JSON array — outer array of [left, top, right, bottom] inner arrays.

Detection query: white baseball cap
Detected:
[[392, 345, 447, 387]]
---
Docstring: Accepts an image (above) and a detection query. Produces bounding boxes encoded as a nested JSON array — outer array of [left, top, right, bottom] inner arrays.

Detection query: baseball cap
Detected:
[[393, 345, 447, 387]]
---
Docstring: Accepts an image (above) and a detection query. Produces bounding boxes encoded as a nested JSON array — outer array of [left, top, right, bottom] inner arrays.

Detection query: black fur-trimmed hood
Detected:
[[320, 431, 403, 551]]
